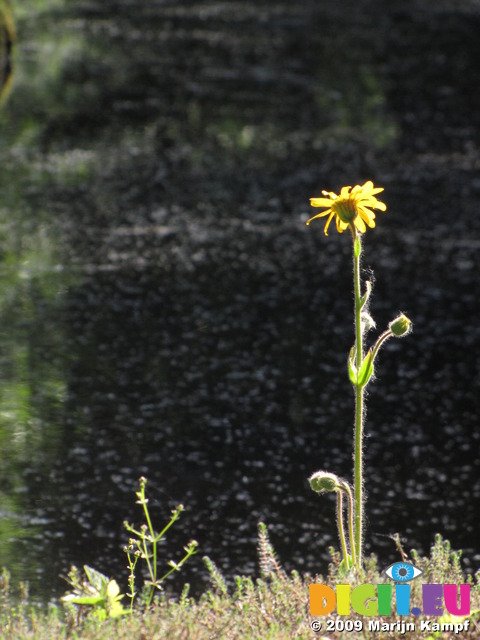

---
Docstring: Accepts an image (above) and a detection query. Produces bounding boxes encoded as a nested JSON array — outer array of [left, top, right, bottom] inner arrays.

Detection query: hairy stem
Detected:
[[336, 491, 349, 568], [352, 228, 364, 567], [341, 481, 356, 568]]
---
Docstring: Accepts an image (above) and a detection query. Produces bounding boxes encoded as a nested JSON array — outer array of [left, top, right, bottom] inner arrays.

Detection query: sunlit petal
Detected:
[[306, 209, 332, 225], [310, 198, 335, 208], [358, 205, 375, 223], [323, 212, 335, 235], [354, 216, 366, 233], [359, 210, 375, 228]]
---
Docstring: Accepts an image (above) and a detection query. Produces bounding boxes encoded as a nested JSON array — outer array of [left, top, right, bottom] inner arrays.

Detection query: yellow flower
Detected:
[[307, 181, 386, 235]]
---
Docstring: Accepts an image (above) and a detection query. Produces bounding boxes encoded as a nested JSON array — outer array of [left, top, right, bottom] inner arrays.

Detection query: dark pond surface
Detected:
[[1, 0, 480, 603]]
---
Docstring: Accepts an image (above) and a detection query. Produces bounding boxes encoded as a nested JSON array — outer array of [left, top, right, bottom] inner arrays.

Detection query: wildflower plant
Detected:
[[306, 181, 411, 570], [62, 477, 197, 619], [124, 476, 198, 608]]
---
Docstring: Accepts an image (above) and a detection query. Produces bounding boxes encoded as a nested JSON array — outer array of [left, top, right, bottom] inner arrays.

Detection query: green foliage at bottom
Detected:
[[0, 535, 479, 639]]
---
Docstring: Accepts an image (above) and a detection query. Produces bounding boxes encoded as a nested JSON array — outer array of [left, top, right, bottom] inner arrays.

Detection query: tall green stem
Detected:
[[352, 229, 364, 566]]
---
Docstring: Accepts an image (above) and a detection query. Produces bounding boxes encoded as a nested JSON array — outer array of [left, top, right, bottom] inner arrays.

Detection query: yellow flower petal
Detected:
[[306, 208, 333, 226], [310, 197, 335, 208], [354, 216, 366, 233], [336, 218, 349, 233], [359, 210, 375, 228], [360, 180, 374, 190], [323, 212, 336, 235], [357, 205, 375, 223], [322, 190, 339, 199], [307, 181, 386, 235]]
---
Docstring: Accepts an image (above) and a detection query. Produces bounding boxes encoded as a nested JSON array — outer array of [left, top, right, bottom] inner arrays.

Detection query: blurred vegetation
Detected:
[[0, 535, 479, 639]]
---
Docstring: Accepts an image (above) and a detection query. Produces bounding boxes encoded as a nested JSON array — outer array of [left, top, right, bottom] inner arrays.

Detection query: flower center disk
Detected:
[[332, 197, 357, 224]]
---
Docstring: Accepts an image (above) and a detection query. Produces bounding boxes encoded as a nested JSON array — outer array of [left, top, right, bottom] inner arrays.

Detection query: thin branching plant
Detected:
[[124, 476, 198, 608], [62, 476, 198, 619]]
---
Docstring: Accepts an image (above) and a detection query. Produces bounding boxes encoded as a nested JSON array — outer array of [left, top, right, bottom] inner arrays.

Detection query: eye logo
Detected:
[[385, 562, 423, 583]]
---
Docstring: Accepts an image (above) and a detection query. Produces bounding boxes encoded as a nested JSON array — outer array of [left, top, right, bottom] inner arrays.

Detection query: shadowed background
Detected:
[[0, 0, 479, 602]]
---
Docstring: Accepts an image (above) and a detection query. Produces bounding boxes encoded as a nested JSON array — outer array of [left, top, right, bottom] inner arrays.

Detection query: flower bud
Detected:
[[309, 471, 342, 494], [389, 314, 412, 337]]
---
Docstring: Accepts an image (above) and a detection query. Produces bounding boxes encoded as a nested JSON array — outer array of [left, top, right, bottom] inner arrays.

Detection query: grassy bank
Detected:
[[1, 535, 478, 639]]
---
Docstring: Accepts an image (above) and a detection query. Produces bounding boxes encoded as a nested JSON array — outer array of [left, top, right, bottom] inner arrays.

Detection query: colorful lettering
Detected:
[[309, 584, 336, 616], [422, 584, 444, 616], [443, 584, 470, 616]]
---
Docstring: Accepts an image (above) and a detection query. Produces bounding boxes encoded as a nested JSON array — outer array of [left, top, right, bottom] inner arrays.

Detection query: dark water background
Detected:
[[1, 0, 480, 603]]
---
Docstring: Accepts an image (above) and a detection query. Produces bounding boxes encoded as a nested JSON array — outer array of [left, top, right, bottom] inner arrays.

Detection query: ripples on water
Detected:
[[0, 0, 479, 602]]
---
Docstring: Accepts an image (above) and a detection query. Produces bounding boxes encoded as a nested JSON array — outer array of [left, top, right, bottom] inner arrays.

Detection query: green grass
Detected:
[[1, 535, 479, 639]]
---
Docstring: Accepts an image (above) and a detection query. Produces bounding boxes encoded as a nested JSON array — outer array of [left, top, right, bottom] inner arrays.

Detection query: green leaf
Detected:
[[83, 565, 109, 594], [107, 580, 121, 599], [339, 554, 354, 573], [63, 594, 104, 606], [109, 603, 130, 617], [348, 359, 357, 385], [348, 345, 357, 384], [357, 349, 374, 386]]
